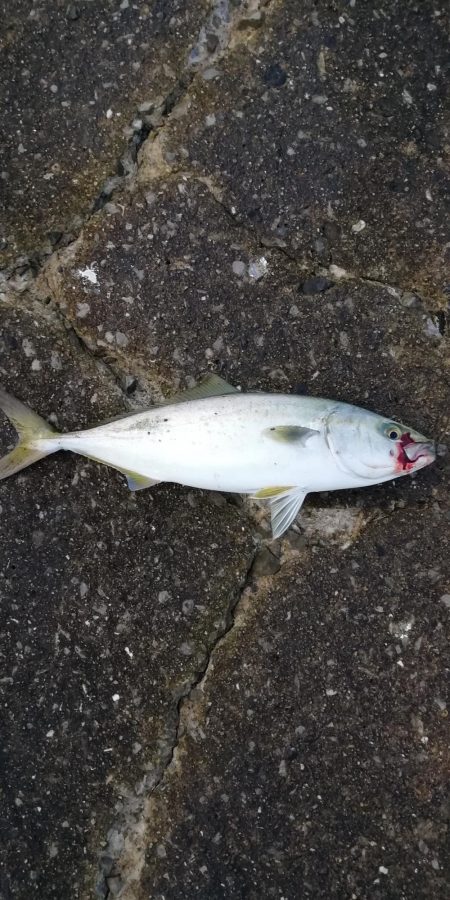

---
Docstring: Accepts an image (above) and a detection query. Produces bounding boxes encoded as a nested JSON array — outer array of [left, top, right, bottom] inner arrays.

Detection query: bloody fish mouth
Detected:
[[396, 433, 436, 471]]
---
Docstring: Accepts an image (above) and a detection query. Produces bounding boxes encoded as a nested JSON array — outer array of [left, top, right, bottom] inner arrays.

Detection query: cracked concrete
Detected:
[[0, 0, 277, 278], [1, 281, 132, 404], [136, 0, 450, 303], [138, 503, 450, 900], [0, 1, 449, 898], [98, 547, 258, 900], [0, 0, 211, 270]]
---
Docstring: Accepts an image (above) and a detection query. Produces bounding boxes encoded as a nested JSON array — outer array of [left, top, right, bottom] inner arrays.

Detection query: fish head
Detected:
[[325, 405, 438, 482]]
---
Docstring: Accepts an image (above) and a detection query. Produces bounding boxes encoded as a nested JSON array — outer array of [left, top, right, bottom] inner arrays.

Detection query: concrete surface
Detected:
[[0, 1, 449, 898], [141, 506, 450, 900], [0, 0, 209, 267], [0, 297, 252, 898], [138, 0, 450, 303]]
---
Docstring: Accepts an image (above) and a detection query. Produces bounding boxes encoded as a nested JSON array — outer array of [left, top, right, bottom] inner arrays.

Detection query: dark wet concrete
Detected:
[[0, 0, 208, 267], [139, 0, 450, 302], [141, 505, 450, 900], [44, 178, 447, 447], [0, 1, 449, 898], [0, 303, 252, 898]]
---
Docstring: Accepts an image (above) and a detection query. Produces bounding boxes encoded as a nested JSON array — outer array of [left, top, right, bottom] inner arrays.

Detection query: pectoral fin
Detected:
[[253, 485, 307, 538], [263, 426, 318, 445]]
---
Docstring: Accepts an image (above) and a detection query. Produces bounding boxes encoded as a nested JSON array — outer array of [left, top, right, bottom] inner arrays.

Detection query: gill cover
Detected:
[[324, 404, 394, 480]]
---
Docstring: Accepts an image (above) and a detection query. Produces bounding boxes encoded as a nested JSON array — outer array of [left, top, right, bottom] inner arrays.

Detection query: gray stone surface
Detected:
[[42, 178, 447, 435], [0, 301, 252, 898], [0, 0, 449, 898], [0, 0, 209, 266], [140, 504, 450, 900], [139, 0, 450, 302]]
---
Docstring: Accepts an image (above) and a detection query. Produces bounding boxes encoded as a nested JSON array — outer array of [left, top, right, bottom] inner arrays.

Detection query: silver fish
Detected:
[[0, 375, 438, 538]]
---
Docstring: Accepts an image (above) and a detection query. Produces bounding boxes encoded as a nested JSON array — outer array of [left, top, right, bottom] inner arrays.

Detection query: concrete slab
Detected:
[[138, 0, 450, 302], [0, 298, 252, 898], [0, 0, 209, 266], [138, 502, 450, 900], [0, 2, 449, 898]]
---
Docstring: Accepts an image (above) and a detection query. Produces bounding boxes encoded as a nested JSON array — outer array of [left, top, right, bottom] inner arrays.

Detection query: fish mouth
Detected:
[[398, 435, 436, 470]]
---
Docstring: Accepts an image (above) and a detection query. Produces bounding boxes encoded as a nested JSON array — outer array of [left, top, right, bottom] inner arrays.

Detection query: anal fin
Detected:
[[124, 472, 160, 492], [83, 453, 160, 492]]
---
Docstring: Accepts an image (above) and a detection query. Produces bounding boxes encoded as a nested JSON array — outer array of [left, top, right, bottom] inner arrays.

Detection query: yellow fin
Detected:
[[83, 453, 160, 491], [263, 425, 318, 445], [0, 385, 56, 440], [123, 471, 160, 492], [0, 446, 53, 481], [252, 485, 294, 499], [165, 374, 238, 405], [0, 384, 58, 481]]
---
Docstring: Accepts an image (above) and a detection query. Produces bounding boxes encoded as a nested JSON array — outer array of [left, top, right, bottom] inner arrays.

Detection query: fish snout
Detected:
[[403, 440, 436, 465]]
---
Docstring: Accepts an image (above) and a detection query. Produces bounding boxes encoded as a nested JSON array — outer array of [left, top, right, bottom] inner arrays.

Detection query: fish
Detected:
[[0, 374, 440, 539]]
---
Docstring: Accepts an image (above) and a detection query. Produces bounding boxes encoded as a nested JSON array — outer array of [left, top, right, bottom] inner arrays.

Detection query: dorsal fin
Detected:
[[96, 375, 239, 426], [165, 374, 239, 405]]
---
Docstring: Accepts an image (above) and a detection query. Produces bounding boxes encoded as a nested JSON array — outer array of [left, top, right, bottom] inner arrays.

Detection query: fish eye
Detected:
[[384, 423, 402, 441]]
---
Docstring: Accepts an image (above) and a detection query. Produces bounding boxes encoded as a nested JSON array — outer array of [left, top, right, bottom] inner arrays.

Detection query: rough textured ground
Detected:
[[0, 2, 449, 899]]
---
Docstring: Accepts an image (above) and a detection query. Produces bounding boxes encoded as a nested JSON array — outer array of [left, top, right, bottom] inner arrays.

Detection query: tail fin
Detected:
[[0, 385, 59, 481]]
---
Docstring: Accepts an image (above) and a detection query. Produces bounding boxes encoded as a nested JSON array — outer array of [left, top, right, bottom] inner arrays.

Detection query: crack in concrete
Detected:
[[39, 285, 133, 399], [96, 543, 258, 900], [0, 1, 277, 285], [95, 488, 448, 897], [1, 1, 283, 405], [0, 73, 192, 286], [190, 174, 447, 316], [97, 492, 438, 898], [0, 279, 129, 402]]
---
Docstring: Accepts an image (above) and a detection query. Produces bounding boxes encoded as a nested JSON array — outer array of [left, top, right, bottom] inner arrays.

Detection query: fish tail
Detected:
[[0, 385, 60, 481]]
